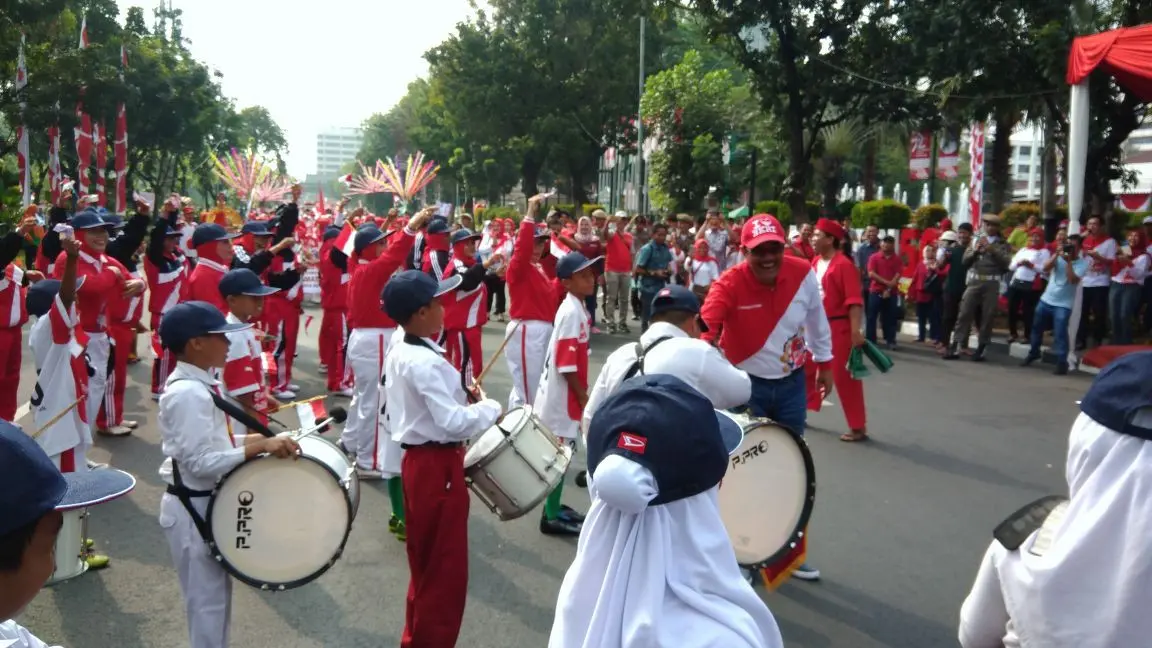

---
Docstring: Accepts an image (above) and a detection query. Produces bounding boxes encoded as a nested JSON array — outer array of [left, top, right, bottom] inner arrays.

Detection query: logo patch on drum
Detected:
[[236, 491, 254, 549], [617, 432, 647, 454]]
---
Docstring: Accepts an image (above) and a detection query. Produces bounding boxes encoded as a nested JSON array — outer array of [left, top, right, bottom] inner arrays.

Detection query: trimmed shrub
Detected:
[[849, 200, 913, 229], [999, 202, 1040, 228], [913, 203, 949, 230], [835, 200, 857, 222], [753, 200, 793, 228]]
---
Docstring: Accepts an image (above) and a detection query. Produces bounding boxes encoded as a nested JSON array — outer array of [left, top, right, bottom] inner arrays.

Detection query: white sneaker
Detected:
[[97, 425, 133, 437], [121, 420, 139, 429], [86, 459, 109, 470], [288, 383, 301, 391], [330, 388, 354, 398], [273, 390, 296, 400], [151, 392, 162, 401], [791, 563, 821, 581], [318, 365, 328, 375]]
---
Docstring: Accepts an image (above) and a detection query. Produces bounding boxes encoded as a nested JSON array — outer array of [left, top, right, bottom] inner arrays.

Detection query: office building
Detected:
[[316, 127, 364, 177]]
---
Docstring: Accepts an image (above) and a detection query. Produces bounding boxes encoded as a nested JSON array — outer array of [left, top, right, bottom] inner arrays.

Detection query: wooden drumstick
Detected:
[[472, 320, 523, 389], [270, 394, 327, 414], [29, 397, 84, 440]]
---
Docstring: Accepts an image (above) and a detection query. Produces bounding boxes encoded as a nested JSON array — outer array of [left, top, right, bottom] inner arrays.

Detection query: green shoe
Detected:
[[85, 553, 110, 570], [84, 538, 95, 549], [388, 515, 406, 542]]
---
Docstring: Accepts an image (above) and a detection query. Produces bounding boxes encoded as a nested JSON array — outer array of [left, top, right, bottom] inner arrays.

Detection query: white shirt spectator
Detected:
[[687, 258, 720, 289], [1009, 247, 1051, 284], [1081, 237, 1116, 288]]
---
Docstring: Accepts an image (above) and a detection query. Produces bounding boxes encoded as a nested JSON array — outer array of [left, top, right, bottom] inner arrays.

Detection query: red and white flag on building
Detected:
[[94, 122, 107, 207], [295, 399, 329, 432], [15, 33, 31, 207], [908, 130, 933, 181], [74, 14, 93, 197], [969, 122, 986, 228]]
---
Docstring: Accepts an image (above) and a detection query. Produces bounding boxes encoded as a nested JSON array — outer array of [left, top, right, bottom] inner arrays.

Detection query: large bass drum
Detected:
[[717, 412, 816, 567], [207, 435, 359, 591]]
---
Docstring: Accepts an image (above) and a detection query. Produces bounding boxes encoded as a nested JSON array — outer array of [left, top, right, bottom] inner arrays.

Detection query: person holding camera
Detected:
[[1021, 235, 1088, 375]]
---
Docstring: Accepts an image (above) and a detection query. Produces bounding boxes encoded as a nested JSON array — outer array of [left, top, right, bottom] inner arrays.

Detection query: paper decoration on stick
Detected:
[[341, 161, 393, 196], [211, 148, 277, 200], [375, 151, 440, 202], [250, 174, 296, 205]]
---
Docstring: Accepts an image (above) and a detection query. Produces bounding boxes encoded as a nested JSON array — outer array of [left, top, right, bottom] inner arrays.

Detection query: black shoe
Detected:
[[574, 470, 588, 488], [1053, 364, 1069, 375], [540, 513, 582, 536], [559, 504, 585, 523], [971, 345, 987, 362], [942, 348, 960, 360], [1020, 353, 1040, 367]]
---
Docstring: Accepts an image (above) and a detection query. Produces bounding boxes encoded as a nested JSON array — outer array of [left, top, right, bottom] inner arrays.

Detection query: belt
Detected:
[[968, 273, 1002, 282], [166, 484, 212, 498], [401, 441, 464, 450], [827, 315, 849, 321]]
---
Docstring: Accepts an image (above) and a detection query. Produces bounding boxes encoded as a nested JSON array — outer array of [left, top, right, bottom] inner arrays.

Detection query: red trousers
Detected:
[[319, 308, 352, 392], [98, 322, 136, 428], [442, 327, 483, 382], [806, 319, 867, 430], [0, 327, 21, 421], [150, 313, 177, 396], [401, 445, 469, 648], [264, 295, 300, 391]]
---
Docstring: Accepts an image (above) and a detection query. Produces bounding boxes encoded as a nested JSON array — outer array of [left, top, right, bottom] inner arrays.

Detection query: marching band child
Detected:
[[439, 228, 502, 380], [145, 208, 189, 398], [157, 301, 299, 648], [318, 226, 353, 395], [0, 211, 39, 422], [383, 270, 502, 648], [534, 250, 599, 536], [186, 224, 239, 313], [218, 269, 280, 436], [504, 195, 560, 408]]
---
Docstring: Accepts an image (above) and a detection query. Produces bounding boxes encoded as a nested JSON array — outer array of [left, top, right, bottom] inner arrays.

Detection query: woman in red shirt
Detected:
[[573, 216, 604, 333]]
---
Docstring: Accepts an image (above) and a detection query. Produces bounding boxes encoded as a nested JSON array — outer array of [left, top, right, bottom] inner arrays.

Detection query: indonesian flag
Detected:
[[316, 185, 326, 213], [15, 34, 30, 207], [48, 125, 62, 202], [295, 399, 329, 432], [74, 14, 93, 197], [333, 220, 357, 257], [550, 235, 570, 259], [94, 122, 107, 207], [114, 44, 128, 213]]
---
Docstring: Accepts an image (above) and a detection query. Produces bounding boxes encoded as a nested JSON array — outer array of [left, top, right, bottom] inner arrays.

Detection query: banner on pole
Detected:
[[908, 131, 933, 180], [968, 122, 986, 228], [936, 132, 961, 180]]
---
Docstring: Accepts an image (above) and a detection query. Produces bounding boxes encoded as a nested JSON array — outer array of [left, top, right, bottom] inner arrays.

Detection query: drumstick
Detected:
[[29, 397, 84, 440], [472, 320, 523, 389], [270, 394, 327, 414]]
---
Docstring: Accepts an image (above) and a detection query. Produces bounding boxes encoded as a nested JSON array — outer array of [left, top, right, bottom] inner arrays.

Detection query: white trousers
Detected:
[[342, 328, 398, 472], [505, 320, 554, 409], [84, 332, 110, 438], [159, 493, 232, 648]]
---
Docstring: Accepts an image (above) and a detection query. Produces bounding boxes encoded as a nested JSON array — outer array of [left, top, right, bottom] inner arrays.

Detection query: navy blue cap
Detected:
[[322, 225, 342, 241], [556, 251, 603, 279], [71, 209, 118, 230], [450, 228, 482, 246], [219, 268, 279, 298], [534, 225, 551, 239], [382, 270, 463, 323], [354, 225, 387, 253], [241, 221, 272, 236], [587, 374, 744, 506], [191, 223, 239, 248], [427, 217, 450, 235], [0, 421, 137, 535], [25, 277, 87, 317], [650, 285, 708, 332], [158, 300, 251, 350], [99, 213, 125, 230], [1080, 350, 1152, 440]]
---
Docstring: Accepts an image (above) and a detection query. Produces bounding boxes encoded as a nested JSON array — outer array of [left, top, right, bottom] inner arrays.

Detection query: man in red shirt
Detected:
[[600, 211, 634, 334], [700, 213, 833, 583], [186, 223, 239, 313], [865, 235, 903, 350], [504, 195, 561, 409], [808, 218, 868, 442]]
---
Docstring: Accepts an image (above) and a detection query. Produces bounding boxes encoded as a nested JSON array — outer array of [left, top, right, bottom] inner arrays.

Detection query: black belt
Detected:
[[827, 315, 849, 321], [166, 484, 212, 498], [401, 441, 464, 450]]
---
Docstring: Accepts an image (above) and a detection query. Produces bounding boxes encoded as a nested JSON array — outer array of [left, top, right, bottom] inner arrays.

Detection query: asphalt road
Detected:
[[12, 308, 1089, 648]]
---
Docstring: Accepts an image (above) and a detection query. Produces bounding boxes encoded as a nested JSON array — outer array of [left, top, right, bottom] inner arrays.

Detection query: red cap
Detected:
[[939, 218, 953, 230], [741, 214, 786, 249], [814, 218, 845, 241]]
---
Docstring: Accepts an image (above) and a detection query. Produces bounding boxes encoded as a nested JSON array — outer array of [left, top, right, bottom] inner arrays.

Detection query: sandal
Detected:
[[840, 430, 869, 443]]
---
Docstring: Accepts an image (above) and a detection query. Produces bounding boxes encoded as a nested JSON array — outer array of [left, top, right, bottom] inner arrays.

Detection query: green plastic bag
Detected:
[[862, 340, 894, 373], [848, 347, 871, 380]]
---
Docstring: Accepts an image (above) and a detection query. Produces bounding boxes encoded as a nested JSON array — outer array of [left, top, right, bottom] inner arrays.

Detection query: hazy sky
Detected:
[[130, 0, 476, 177]]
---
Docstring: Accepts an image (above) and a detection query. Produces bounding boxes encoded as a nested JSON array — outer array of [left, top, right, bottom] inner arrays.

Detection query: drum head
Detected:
[[464, 407, 529, 468], [209, 455, 353, 590], [717, 421, 816, 567]]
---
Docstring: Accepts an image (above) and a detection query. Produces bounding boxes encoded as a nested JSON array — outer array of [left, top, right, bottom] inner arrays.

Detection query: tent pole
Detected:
[[1066, 80, 1090, 236]]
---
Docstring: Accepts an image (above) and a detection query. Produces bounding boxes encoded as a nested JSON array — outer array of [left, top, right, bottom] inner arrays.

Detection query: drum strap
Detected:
[[993, 495, 1069, 552], [404, 333, 475, 403], [621, 336, 673, 382], [169, 460, 213, 544]]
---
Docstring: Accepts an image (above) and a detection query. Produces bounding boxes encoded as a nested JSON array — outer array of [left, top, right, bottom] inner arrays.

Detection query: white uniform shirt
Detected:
[[222, 313, 265, 438], [385, 335, 501, 446], [1113, 251, 1151, 285], [0, 620, 60, 648], [1081, 237, 1116, 288], [687, 258, 720, 288], [582, 322, 751, 434], [1009, 247, 1051, 283], [158, 361, 245, 492], [28, 295, 89, 458], [535, 293, 591, 440]]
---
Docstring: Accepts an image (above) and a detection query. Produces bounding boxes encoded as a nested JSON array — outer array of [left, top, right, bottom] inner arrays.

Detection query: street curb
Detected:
[[898, 322, 1099, 375]]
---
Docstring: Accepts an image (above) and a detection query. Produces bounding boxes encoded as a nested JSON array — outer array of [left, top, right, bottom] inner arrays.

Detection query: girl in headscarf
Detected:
[[1109, 229, 1150, 345], [687, 239, 719, 299], [908, 243, 945, 347], [574, 216, 604, 332]]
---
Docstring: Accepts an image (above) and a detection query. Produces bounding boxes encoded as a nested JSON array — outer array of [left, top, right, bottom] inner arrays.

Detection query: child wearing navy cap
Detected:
[[382, 270, 503, 648], [156, 301, 299, 648], [218, 269, 281, 437]]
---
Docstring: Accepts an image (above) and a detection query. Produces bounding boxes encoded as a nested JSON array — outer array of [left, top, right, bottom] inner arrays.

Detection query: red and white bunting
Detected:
[[968, 122, 986, 228], [94, 122, 107, 207], [48, 124, 62, 202], [114, 43, 129, 213], [15, 33, 31, 207], [74, 14, 93, 197]]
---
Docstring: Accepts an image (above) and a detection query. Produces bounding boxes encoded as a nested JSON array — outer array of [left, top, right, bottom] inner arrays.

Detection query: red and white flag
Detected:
[[295, 399, 328, 432], [969, 122, 986, 228], [48, 125, 62, 202], [114, 44, 128, 213], [15, 33, 31, 207], [333, 221, 357, 257], [74, 14, 93, 197], [550, 235, 570, 259], [94, 122, 107, 207]]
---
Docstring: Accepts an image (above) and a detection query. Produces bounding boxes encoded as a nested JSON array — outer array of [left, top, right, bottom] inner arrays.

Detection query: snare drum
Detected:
[[48, 467, 137, 586], [717, 412, 816, 567], [48, 509, 89, 584], [207, 434, 359, 590], [464, 407, 572, 521]]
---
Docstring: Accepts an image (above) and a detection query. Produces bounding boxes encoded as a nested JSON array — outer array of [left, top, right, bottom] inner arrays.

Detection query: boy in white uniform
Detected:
[[157, 301, 299, 648], [535, 251, 601, 536], [218, 269, 280, 437]]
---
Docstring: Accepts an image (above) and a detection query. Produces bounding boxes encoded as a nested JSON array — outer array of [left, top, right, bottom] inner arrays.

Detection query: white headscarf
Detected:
[[999, 410, 1152, 647], [549, 455, 784, 648]]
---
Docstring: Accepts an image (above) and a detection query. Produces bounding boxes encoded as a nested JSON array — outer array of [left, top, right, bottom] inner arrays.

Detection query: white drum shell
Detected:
[[464, 407, 572, 521], [717, 414, 815, 566], [209, 434, 359, 589], [47, 509, 87, 585]]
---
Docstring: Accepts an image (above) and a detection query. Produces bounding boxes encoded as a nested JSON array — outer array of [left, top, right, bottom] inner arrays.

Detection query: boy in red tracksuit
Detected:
[[144, 211, 189, 398], [0, 214, 41, 421], [439, 228, 500, 380], [263, 199, 304, 399], [186, 223, 239, 313], [318, 226, 353, 395]]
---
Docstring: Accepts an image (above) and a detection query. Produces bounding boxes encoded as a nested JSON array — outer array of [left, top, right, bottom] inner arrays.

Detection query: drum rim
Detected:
[[465, 406, 536, 470], [206, 453, 356, 591], [734, 419, 818, 570]]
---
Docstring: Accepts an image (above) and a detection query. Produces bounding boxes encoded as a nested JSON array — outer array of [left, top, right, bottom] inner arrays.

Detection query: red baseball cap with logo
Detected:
[[741, 213, 786, 249]]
